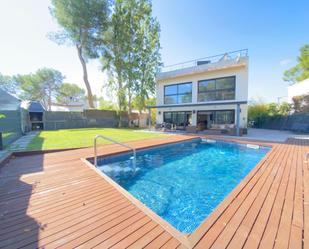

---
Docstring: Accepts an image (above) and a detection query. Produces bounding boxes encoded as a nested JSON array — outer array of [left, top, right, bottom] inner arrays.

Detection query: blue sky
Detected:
[[0, 0, 308, 102]]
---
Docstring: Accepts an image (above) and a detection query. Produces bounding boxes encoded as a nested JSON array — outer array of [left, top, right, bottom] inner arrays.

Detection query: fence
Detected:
[[254, 113, 309, 133], [0, 110, 25, 148], [44, 110, 128, 130]]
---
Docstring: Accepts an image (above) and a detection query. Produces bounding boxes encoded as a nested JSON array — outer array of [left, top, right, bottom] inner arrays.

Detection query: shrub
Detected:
[[292, 94, 309, 113], [248, 101, 292, 127]]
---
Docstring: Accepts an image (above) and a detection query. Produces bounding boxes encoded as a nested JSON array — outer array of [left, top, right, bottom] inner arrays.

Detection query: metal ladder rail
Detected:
[[94, 135, 136, 170]]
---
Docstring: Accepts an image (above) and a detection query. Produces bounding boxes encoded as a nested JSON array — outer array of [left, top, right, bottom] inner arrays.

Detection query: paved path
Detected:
[[8, 131, 38, 151]]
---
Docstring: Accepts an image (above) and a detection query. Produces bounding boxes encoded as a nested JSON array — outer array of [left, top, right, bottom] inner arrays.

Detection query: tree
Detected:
[[133, 0, 161, 114], [101, 0, 161, 126], [101, 0, 130, 124], [292, 94, 309, 113], [98, 97, 118, 111], [49, 0, 110, 108], [278, 102, 292, 115], [283, 44, 309, 84], [133, 96, 156, 125], [0, 73, 18, 94], [56, 83, 85, 104], [16, 68, 64, 110]]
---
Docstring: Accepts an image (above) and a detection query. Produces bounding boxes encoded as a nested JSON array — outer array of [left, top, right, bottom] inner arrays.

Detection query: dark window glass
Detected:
[[198, 92, 216, 102], [164, 82, 192, 104], [178, 93, 192, 103], [198, 76, 235, 102], [164, 95, 177, 104], [216, 77, 235, 90], [163, 111, 192, 126], [198, 80, 215, 92], [163, 112, 172, 123], [214, 110, 235, 124]]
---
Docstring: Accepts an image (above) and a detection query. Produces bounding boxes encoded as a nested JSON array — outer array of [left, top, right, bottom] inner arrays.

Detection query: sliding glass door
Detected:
[[163, 111, 192, 126]]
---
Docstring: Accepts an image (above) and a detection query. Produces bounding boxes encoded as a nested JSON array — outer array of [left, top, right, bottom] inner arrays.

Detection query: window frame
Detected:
[[197, 76, 236, 102], [164, 82, 192, 104]]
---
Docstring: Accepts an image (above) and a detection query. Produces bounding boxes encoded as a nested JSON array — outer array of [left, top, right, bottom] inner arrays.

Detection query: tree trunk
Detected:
[[128, 88, 132, 126], [76, 45, 95, 108]]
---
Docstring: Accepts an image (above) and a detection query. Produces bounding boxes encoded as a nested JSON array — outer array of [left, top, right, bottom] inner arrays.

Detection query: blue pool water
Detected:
[[96, 139, 269, 233]]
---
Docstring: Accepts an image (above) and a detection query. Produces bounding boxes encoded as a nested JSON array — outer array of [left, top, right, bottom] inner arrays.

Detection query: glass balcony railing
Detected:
[[160, 49, 248, 73]]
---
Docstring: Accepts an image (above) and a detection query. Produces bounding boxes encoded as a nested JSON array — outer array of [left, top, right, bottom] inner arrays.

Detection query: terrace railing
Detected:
[[93, 135, 136, 170], [160, 49, 248, 73]]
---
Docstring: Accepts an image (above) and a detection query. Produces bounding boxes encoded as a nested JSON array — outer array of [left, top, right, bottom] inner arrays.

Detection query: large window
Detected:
[[163, 111, 192, 126], [213, 110, 235, 124], [164, 82, 192, 104], [197, 110, 235, 125], [198, 76, 235, 102]]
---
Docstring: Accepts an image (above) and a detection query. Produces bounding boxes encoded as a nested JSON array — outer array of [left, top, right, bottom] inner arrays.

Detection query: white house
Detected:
[[150, 49, 249, 135], [287, 78, 309, 103]]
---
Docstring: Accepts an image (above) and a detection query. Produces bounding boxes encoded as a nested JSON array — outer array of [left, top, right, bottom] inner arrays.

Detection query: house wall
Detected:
[[155, 65, 248, 127]]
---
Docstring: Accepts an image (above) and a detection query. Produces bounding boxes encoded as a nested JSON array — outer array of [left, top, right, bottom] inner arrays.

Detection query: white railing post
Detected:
[[93, 135, 136, 171]]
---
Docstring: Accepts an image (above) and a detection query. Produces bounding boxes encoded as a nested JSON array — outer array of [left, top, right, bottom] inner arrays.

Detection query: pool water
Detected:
[[96, 139, 270, 233]]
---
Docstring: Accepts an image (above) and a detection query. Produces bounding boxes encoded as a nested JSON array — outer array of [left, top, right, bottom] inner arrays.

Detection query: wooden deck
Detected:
[[0, 135, 308, 248]]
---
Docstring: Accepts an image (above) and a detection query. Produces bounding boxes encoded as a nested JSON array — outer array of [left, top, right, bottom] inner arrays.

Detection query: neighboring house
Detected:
[[50, 102, 87, 112], [287, 78, 309, 103], [151, 49, 249, 135], [0, 89, 21, 110], [50, 97, 98, 112]]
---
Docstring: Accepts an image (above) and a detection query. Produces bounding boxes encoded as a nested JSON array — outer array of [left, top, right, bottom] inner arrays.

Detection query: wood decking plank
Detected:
[[160, 237, 182, 249], [74, 212, 147, 248], [288, 141, 304, 249], [108, 221, 159, 249], [302, 139, 309, 249], [210, 143, 289, 249], [226, 142, 294, 249], [189, 144, 280, 247], [0, 135, 307, 249], [142, 231, 173, 249], [0, 196, 128, 245], [241, 144, 294, 249], [192, 144, 283, 248]]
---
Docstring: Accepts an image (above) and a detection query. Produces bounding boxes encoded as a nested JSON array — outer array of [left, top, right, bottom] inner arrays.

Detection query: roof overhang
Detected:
[[147, 101, 248, 109]]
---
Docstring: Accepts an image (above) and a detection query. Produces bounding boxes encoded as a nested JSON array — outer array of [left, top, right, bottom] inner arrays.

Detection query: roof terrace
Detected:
[[157, 49, 248, 81]]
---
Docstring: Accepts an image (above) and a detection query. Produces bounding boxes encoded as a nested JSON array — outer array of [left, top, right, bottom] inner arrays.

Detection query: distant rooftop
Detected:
[[157, 49, 248, 81]]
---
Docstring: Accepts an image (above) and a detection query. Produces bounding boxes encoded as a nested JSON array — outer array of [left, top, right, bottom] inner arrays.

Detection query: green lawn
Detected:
[[27, 128, 168, 150]]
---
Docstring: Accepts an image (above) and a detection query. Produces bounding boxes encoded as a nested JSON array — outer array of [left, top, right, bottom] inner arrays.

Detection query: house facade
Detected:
[[153, 50, 249, 135]]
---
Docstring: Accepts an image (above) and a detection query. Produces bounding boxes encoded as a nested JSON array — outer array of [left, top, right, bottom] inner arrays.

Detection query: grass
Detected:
[[26, 128, 168, 150]]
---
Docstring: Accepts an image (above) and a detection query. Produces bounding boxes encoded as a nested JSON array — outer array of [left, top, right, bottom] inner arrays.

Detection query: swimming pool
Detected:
[[96, 138, 270, 233]]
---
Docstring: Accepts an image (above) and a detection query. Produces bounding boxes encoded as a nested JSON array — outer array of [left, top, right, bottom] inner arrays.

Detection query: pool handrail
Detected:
[[93, 134, 136, 170]]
